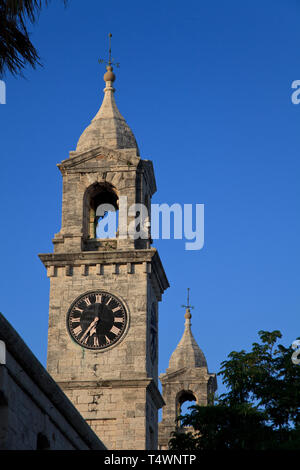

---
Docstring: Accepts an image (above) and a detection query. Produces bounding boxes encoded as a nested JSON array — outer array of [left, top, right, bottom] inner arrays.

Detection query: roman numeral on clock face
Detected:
[[73, 325, 82, 336], [71, 317, 80, 323], [95, 294, 102, 303], [114, 317, 124, 323], [84, 297, 91, 306], [110, 325, 120, 336], [112, 306, 121, 313], [74, 307, 83, 314]]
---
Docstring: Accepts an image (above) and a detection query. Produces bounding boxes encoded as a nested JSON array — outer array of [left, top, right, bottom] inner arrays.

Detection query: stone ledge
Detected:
[[58, 377, 165, 410], [39, 248, 169, 296]]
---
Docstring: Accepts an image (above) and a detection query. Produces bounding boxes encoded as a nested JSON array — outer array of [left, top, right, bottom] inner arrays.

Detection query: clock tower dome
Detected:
[[39, 52, 169, 450]]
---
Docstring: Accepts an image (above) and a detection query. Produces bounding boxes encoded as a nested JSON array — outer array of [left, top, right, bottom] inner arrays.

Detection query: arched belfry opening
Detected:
[[83, 182, 119, 240], [176, 390, 197, 425]]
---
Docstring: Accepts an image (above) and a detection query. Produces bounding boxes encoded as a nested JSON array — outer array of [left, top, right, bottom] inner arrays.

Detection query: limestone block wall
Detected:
[[0, 314, 105, 450], [62, 382, 150, 450]]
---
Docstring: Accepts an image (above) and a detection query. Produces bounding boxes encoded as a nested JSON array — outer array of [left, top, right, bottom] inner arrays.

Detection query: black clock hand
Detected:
[[81, 316, 99, 341], [89, 320, 99, 337]]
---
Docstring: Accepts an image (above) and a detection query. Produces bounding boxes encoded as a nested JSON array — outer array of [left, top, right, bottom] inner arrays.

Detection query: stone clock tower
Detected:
[[39, 60, 169, 450]]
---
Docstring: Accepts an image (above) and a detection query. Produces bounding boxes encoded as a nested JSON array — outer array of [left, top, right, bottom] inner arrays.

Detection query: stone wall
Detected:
[[0, 314, 106, 450]]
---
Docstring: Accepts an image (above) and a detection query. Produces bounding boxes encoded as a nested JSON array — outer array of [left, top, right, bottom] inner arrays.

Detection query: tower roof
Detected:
[[167, 306, 207, 371], [75, 65, 139, 154]]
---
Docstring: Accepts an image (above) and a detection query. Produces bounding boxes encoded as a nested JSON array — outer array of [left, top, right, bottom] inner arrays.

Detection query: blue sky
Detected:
[[0, 0, 300, 399]]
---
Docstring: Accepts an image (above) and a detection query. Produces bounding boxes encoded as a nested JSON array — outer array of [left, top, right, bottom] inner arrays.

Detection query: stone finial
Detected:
[[184, 307, 192, 320], [103, 65, 116, 83]]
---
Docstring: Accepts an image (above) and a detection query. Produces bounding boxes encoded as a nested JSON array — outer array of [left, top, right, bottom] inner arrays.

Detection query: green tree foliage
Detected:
[[169, 330, 300, 450], [0, 0, 66, 77]]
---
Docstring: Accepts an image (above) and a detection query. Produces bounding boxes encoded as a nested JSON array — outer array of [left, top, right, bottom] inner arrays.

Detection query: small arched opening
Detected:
[[84, 182, 119, 239], [176, 390, 197, 428]]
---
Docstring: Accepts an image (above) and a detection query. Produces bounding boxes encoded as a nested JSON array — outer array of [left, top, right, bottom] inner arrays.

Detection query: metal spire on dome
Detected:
[[108, 32, 112, 66], [99, 33, 120, 68], [181, 287, 194, 320]]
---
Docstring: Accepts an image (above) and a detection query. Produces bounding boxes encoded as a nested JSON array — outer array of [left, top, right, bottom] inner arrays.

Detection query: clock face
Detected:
[[67, 291, 128, 350]]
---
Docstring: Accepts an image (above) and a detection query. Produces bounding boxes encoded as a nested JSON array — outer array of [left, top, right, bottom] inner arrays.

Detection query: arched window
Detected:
[[84, 183, 119, 239], [176, 390, 197, 427]]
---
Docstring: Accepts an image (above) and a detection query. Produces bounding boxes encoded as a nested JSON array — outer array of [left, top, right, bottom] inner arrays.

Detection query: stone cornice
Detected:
[[159, 366, 216, 383], [57, 146, 157, 195], [39, 248, 169, 295], [58, 378, 165, 409], [58, 146, 140, 173]]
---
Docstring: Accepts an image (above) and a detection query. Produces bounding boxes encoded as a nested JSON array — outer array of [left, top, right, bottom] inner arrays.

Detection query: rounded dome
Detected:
[[75, 69, 139, 154]]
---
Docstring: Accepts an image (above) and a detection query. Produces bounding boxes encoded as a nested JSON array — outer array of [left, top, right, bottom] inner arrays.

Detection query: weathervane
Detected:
[[181, 288, 194, 311], [99, 33, 120, 68]]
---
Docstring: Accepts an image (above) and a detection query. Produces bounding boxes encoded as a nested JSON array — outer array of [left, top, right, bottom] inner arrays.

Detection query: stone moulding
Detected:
[[58, 378, 165, 410], [39, 248, 169, 301]]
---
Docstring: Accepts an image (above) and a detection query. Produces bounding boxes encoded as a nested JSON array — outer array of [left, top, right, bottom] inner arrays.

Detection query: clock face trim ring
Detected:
[[66, 290, 129, 351]]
